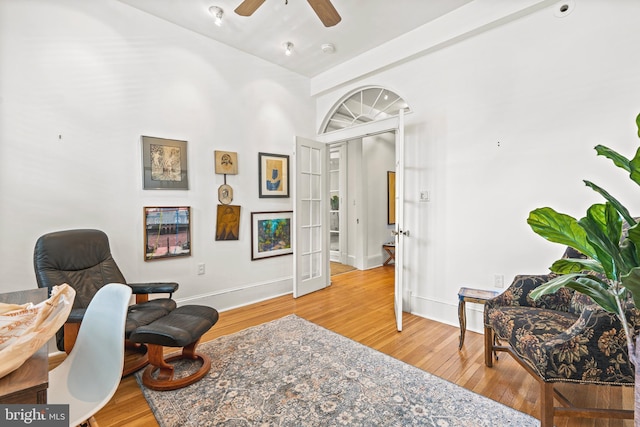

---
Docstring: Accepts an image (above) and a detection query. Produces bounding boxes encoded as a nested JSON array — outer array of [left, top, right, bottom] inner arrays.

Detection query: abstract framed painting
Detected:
[[258, 152, 289, 198], [251, 211, 293, 260]]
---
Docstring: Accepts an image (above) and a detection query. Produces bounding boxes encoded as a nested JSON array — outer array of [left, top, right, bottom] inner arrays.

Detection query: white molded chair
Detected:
[[48, 283, 131, 427]]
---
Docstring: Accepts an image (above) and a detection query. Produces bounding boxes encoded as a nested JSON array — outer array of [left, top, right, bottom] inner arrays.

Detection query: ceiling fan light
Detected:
[[283, 42, 294, 56], [209, 6, 224, 26]]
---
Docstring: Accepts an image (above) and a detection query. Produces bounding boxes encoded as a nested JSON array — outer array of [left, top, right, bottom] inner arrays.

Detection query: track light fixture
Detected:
[[209, 6, 224, 26], [283, 42, 294, 56]]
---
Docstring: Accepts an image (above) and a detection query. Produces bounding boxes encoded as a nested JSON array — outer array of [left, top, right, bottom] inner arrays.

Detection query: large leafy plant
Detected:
[[527, 113, 640, 358]]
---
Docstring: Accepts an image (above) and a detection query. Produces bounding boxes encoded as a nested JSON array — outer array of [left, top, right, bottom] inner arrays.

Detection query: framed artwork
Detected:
[[141, 136, 189, 190], [218, 184, 233, 205], [387, 171, 396, 225], [258, 152, 289, 198], [216, 205, 241, 241], [251, 211, 293, 260], [215, 151, 238, 175], [144, 206, 191, 261]]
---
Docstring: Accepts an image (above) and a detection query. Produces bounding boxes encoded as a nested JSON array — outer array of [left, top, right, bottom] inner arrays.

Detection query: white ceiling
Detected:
[[117, 0, 473, 78]]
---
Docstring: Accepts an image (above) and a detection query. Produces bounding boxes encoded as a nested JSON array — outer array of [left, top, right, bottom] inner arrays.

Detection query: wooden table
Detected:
[[0, 288, 49, 404], [382, 243, 395, 266], [457, 286, 499, 350]]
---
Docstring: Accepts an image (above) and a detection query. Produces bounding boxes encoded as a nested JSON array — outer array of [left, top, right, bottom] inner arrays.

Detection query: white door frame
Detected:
[[316, 113, 407, 331]]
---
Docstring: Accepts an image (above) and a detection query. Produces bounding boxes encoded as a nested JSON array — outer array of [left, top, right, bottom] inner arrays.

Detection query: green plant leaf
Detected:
[[527, 208, 597, 259], [628, 146, 640, 187], [595, 145, 630, 172], [565, 277, 618, 313], [624, 223, 640, 263], [619, 238, 640, 273], [583, 180, 635, 226], [530, 273, 585, 300], [579, 205, 622, 280], [622, 267, 640, 307], [637, 113, 640, 138], [550, 258, 604, 275]]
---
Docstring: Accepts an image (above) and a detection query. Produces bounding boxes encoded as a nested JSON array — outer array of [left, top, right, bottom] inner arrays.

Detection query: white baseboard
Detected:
[[411, 294, 486, 335], [175, 276, 293, 313]]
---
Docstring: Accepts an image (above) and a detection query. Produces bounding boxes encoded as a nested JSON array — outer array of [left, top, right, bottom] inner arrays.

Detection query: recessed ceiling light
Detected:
[[320, 43, 335, 54], [209, 6, 224, 26], [554, 0, 575, 18]]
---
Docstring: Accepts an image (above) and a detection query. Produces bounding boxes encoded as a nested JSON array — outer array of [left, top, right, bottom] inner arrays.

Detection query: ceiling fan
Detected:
[[234, 0, 342, 27]]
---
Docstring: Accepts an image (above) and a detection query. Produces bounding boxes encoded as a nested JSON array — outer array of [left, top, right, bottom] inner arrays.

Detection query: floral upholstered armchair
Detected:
[[483, 248, 639, 425]]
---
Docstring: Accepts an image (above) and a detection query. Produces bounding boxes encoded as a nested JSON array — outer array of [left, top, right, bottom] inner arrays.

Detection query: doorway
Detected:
[[295, 86, 410, 331], [328, 133, 395, 274]]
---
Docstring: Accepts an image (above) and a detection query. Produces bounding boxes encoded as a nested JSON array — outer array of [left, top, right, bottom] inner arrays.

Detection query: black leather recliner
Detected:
[[33, 229, 179, 375]]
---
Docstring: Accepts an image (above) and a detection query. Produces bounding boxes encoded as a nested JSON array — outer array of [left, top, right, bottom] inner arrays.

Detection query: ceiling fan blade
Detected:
[[234, 0, 266, 16], [307, 0, 341, 27]]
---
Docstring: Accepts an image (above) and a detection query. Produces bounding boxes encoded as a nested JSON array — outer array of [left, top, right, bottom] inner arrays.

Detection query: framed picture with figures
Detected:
[[141, 136, 189, 190]]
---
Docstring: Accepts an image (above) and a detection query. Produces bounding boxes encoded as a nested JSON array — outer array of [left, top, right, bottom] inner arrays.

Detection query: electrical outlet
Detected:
[[494, 274, 504, 288], [197, 263, 205, 275]]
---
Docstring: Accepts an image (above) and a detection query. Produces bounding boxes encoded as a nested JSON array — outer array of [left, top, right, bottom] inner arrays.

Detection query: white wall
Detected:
[[343, 135, 395, 269], [363, 134, 395, 268], [0, 0, 315, 309], [315, 0, 640, 332]]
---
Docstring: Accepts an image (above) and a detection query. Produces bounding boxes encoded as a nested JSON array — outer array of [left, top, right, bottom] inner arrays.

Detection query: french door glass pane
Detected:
[[311, 226, 321, 252], [311, 252, 321, 277]]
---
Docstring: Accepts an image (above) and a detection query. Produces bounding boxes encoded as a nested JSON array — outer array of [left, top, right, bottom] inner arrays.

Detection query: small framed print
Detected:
[[218, 184, 233, 204], [144, 206, 191, 261], [142, 136, 189, 190], [215, 151, 238, 175], [251, 211, 293, 260], [258, 152, 289, 198]]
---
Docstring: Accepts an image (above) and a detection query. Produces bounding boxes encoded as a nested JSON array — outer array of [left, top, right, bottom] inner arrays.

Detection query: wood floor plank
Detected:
[[64, 266, 632, 426]]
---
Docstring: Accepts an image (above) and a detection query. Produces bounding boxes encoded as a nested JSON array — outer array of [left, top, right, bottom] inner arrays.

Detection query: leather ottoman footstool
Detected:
[[129, 305, 219, 391]]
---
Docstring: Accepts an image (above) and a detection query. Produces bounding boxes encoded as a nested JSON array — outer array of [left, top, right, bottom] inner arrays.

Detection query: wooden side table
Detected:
[[382, 243, 395, 266], [457, 287, 499, 350]]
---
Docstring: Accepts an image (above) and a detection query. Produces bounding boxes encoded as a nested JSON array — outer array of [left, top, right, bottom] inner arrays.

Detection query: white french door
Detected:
[[293, 136, 330, 298], [393, 110, 405, 331]]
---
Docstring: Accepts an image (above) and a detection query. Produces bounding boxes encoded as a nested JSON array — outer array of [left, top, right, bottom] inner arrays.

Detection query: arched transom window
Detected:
[[321, 86, 410, 134]]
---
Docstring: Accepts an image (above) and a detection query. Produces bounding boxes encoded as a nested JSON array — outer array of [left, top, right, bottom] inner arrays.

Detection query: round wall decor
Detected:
[[218, 184, 233, 204]]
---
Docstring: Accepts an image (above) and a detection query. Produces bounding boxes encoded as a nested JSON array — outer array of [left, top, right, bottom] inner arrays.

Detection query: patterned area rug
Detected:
[[136, 315, 538, 426]]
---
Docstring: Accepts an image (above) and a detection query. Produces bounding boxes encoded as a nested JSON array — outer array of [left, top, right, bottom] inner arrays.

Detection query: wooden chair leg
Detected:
[[146, 344, 174, 381], [63, 323, 81, 354], [182, 338, 201, 359], [484, 326, 494, 367], [141, 341, 212, 391], [540, 381, 555, 427]]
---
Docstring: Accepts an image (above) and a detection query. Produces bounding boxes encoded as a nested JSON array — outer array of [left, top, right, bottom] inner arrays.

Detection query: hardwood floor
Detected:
[[85, 266, 633, 426]]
